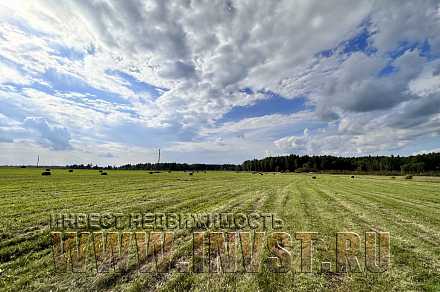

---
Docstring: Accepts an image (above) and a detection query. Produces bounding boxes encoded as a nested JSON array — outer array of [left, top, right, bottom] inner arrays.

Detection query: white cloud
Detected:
[[409, 61, 440, 96], [274, 128, 309, 152], [23, 117, 72, 150], [201, 110, 315, 135], [0, 1, 374, 125], [0, 62, 30, 85], [413, 148, 440, 155], [0, 1, 440, 164]]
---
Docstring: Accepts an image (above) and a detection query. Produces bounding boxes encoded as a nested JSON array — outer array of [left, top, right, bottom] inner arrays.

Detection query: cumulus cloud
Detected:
[[0, 0, 374, 125], [0, 62, 31, 85], [23, 117, 72, 150], [0, 113, 25, 143], [0, 0, 440, 164]]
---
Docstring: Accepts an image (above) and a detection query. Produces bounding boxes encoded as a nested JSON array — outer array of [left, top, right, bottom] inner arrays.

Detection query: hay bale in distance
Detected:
[[101, 172, 108, 175], [68, 169, 74, 173], [405, 175, 413, 179], [312, 176, 317, 179], [41, 171, 51, 176], [351, 175, 355, 178]]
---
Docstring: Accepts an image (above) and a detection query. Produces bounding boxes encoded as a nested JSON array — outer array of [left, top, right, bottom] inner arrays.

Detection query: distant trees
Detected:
[[242, 153, 440, 174], [65, 152, 440, 175], [242, 155, 355, 173], [66, 163, 114, 170], [400, 162, 425, 175], [66, 162, 238, 172]]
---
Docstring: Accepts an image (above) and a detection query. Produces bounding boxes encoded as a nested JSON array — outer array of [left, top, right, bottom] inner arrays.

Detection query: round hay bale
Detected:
[[312, 176, 317, 179], [68, 169, 74, 173], [41, 171, 51, 176], [101, 172, 108, 175]]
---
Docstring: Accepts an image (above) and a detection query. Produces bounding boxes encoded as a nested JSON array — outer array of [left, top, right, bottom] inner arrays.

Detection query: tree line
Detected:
[[242, 153, 440, 175], [66, 152, 440, 175], [66, 162, 239, 171]]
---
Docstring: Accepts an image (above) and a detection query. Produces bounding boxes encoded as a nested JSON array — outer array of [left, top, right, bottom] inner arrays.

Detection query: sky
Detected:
[[0, 0, 440, 166]]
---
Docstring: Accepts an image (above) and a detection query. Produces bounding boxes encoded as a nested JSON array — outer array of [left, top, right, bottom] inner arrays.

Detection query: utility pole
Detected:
[[37, 155, 39, 168], [155, 148, 161, 171]]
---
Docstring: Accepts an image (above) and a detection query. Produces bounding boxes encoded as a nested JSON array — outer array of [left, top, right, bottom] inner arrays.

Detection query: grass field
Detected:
[[0, 168, 439, 291]]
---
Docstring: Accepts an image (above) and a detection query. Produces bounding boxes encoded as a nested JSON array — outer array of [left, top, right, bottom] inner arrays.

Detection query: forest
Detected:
[[241, 152, 440, 174], [66, 152, 440, 175]]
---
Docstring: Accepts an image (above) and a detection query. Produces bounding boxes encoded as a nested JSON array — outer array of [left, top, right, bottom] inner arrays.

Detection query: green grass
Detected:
[[0, 168, 439, 291]]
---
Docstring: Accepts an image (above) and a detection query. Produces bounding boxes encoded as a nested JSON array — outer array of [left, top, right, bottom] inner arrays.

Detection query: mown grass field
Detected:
[[0, 168, 439, 291]]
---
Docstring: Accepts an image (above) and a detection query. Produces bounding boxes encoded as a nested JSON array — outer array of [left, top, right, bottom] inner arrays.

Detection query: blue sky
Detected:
[[0, 1, 440, 165], [220, 92, 308, 122]]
